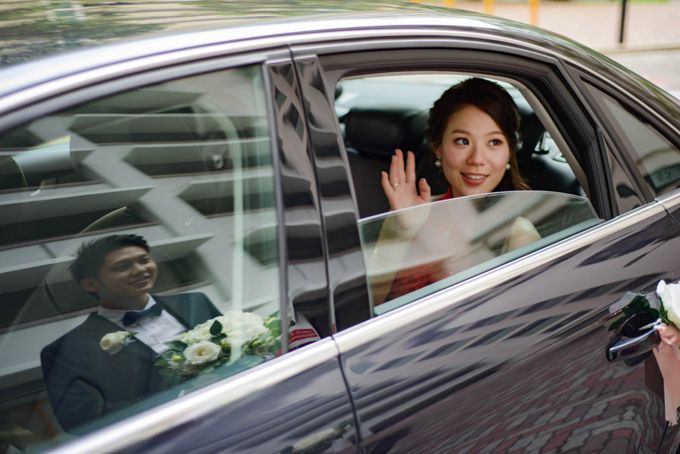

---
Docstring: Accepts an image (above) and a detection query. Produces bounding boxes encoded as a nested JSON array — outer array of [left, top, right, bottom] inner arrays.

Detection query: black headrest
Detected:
[[517, 112, 545, 159], [345, 108, 425, 160]]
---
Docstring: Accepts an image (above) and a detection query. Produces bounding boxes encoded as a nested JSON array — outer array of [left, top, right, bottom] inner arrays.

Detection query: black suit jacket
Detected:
[[41, 292, 220, 432]]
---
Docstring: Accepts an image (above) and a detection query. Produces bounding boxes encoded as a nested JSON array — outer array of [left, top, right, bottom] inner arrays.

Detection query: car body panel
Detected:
[[334, 199, 680, 451], [43, 340, 357, 454]]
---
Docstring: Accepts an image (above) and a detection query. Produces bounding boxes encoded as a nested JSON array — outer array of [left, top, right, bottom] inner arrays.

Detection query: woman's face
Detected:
[[435, 104, 511, 197]]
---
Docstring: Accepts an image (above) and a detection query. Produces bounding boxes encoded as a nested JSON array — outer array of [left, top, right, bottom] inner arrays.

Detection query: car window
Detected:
[[333, 73, 603, 314], [336, 73, 585, 219], [360, 191, 602, 314], [584, 82, 680, 197], [0, 65, 312, 448]]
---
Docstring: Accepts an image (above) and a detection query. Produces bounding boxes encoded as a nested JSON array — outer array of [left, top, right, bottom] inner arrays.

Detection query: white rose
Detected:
[[218, 311, 266, 344], [100, 331, 132, 355], [183, 341, 221, 365], [177, 321, 213, 344], [658, 280, 680, 328]]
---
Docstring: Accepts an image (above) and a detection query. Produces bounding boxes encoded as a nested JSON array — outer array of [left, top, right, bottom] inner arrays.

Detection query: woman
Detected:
[[373, 77, 532, 304], [381, 77, 529, 210]]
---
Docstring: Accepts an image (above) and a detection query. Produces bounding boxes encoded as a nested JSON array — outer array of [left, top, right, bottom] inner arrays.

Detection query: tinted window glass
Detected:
[[585, 83, 680, 196], [360, 192, 601, 314], [0, 65, 313, 449]]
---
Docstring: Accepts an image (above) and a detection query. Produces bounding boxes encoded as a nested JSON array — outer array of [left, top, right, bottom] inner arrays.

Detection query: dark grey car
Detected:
[[1, 2, 680, 453]]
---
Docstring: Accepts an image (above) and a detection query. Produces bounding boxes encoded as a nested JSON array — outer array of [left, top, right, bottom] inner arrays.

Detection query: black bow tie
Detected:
[[122, 304, 163, 326]]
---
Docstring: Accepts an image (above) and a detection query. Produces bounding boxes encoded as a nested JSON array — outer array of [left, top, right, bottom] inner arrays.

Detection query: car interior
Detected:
[[333, 73, 587, 219]]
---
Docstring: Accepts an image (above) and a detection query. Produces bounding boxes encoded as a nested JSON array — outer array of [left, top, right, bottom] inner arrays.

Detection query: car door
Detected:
[[0, 41, 358, 453], [293, 37, 680, 452]]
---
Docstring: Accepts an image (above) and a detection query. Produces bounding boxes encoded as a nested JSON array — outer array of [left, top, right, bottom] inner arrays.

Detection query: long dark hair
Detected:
[[426, 77, 529, 191]]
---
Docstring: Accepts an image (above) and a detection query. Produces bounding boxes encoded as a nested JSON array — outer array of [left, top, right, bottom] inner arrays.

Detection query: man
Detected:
[[41, 234, 220, 433]]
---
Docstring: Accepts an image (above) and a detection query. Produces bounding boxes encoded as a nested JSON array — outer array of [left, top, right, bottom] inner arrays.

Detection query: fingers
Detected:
[[390, 149, 415, 185], [389, 149, 402, 187], [396, 149, 406, 184], [418, 178, 431, 202], [405, 150, 416, 183], [381, 171, 398, 210], [381, 171, 393, 195]]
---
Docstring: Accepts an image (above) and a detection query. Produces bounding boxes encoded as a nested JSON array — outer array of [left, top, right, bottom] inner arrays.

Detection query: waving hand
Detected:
[[381, 149, 432, 211]]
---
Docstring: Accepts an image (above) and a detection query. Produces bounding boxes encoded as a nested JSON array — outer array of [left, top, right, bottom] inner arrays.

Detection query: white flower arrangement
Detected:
[[99, 331, 134, 355], [658, 280, 680, 329], [155, 311, 280, 380]]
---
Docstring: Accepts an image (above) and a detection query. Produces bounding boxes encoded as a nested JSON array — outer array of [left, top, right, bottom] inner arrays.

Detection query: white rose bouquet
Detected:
[[653, 280, 680, 425], [657, 280, 680, 331], [604, 280, 680, 425], [155, 311, 280, 380]]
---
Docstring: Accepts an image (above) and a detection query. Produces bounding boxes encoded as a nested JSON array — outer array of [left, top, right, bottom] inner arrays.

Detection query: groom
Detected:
[[41, 234, 220, 432]]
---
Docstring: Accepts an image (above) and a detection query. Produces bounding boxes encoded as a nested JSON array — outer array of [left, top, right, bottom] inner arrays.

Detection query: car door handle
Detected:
[[606, 327, 659, 362]]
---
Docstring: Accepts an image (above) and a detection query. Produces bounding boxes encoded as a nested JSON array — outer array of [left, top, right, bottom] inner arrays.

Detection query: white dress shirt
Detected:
[[98, 296, 186, 354]]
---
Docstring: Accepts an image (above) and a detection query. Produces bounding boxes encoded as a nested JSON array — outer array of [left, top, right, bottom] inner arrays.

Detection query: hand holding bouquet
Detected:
[[604, 280, 680, 424]]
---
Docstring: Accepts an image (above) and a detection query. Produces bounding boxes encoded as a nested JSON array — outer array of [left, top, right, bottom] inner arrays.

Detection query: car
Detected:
[[1, 2, 680, 453]]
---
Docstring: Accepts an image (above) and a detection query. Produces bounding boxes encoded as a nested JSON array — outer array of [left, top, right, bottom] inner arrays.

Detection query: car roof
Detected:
[[0, 1, 677, 119], [0, 1, 595, 70], [0, 1, 486, 65]]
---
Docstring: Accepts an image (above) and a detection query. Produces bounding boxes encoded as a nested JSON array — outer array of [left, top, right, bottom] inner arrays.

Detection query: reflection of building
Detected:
[[0, 66, 278, 434]]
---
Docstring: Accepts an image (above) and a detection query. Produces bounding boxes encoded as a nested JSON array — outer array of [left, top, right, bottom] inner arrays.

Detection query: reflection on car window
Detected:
[[584, 83, 680, 196], [0, 65, 319, 450], [360, 191, 602, 315]]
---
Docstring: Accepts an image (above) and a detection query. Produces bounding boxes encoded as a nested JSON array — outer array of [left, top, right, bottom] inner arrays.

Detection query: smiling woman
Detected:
[[381, 77, 530, 206], [372, 77, 534, 304]]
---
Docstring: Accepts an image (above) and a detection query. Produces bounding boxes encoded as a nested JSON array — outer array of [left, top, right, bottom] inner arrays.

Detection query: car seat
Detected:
[[344, 108, 427, 218]]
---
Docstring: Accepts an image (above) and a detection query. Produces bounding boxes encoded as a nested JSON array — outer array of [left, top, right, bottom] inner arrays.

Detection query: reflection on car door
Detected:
[[336, 194, 680, 452]]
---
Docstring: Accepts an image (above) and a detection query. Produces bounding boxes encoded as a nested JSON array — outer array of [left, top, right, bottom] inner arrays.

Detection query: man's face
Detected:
[[81, 245, 158, 309]]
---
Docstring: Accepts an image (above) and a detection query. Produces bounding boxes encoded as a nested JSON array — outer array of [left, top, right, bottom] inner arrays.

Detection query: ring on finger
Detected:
[[392, 182, 399, 188]]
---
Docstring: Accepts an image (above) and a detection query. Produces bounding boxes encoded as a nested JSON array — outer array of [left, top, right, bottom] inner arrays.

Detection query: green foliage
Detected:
[[210, 320, 223, 336]]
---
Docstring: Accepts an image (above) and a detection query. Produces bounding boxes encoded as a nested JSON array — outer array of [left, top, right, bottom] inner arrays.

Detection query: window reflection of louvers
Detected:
[[0, 69, 278, 395]]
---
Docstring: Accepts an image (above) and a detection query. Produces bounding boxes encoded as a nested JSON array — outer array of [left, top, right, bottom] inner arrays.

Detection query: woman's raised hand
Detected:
[[381, 149, 431, 211]]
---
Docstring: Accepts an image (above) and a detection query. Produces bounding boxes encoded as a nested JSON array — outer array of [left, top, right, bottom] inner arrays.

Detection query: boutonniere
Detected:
[[100, 331, 134, 355]]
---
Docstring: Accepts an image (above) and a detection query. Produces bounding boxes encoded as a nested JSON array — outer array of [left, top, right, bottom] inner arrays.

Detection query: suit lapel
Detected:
[[155, 294, 193, 329]]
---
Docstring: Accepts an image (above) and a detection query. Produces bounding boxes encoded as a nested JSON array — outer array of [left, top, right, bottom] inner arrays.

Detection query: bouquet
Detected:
[[155, 311, 281, 381]]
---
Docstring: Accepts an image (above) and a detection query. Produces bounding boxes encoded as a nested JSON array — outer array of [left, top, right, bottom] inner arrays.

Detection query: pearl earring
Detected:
[[505, 162, 511, 171], [435, 158, 442, 168]]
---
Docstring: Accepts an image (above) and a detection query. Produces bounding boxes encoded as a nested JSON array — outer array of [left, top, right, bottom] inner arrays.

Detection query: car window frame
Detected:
[[574, 70, 680, 202], [294, 42, 618, 330], [307, 43, 613, 218]]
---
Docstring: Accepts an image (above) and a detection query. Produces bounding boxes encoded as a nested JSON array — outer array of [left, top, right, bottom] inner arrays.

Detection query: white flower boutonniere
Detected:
[[100, 331, 134, 355]]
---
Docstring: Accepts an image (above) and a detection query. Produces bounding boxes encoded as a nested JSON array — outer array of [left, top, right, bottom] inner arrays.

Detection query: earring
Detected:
[[505, 162, 511, 171], [435, 158, 442, 168]]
